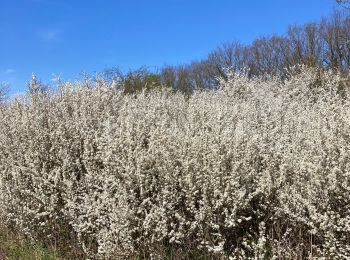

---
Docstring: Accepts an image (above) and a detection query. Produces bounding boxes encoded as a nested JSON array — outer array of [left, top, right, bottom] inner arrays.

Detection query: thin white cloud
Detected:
[[44, 30, 59, 41], [38, 29, 62, 42], [4, 69, 15, 74]]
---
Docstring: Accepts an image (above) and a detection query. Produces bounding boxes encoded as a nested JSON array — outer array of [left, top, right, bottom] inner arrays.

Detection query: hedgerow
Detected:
[[0, 67, 350, 259]]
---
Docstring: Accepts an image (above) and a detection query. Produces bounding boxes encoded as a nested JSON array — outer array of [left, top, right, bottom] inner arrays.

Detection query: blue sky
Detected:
[[0, 0, 339, 94]]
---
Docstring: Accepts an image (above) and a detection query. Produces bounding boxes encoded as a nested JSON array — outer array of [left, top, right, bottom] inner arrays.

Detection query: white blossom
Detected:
[[0, 66, 350, 258]]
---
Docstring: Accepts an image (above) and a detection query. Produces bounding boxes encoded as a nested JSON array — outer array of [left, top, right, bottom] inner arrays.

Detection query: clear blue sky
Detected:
[[0, 0, 339, 94]]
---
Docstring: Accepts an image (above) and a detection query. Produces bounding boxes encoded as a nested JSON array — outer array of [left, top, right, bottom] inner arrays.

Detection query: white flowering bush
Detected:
[[1, 67, 350, 259]]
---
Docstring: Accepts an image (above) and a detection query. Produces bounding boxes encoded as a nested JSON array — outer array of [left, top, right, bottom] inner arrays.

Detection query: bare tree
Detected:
[[207, 41, 248, 80], [337, 0, 350, 8], [160, 65, 177, 89], [248, 35, 290, 77], [122, 67, 162, 94], [189, 61, 215, 90], [160, 65, 195, 94], [319, 11, 350, 70]]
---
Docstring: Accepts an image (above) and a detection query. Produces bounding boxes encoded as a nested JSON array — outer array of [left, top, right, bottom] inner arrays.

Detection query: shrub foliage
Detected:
[[1, 67, 350, 259]]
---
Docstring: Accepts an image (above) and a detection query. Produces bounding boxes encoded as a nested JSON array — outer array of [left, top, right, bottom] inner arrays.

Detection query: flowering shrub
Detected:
[[1, 67, 350, 259]]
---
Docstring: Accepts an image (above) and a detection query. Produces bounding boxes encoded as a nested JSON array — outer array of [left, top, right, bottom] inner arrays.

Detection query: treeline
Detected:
[[94, 11, 350, 95], [4, 10, 349, 99]]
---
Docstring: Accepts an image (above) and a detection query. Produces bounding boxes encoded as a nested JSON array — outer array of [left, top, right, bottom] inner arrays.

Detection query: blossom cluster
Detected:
[[0, 67, 350, 259]]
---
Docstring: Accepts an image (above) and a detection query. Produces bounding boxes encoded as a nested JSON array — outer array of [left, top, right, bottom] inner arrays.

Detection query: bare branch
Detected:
[[336, 0, 350, 9]]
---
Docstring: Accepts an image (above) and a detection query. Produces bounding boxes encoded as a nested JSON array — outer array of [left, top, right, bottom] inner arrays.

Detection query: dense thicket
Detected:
[[1, 67, 350, 259]]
